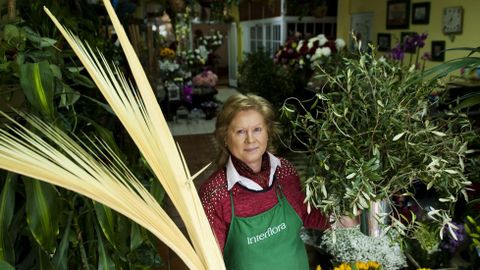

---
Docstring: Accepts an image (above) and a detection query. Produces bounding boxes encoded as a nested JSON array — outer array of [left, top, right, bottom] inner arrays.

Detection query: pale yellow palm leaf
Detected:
[[0, 0, 224, 269]]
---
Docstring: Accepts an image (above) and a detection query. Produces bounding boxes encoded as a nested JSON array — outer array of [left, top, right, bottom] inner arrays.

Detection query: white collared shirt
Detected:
[[226, 152, 281, 191]]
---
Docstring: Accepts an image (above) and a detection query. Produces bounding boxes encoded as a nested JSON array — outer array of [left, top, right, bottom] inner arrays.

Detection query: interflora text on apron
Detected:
[[246, 222, 287, 245]]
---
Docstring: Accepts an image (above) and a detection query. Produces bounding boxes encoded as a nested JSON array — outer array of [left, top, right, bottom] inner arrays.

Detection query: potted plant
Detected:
[[280, 38, 477, 252], [238, 48, 295, 107]]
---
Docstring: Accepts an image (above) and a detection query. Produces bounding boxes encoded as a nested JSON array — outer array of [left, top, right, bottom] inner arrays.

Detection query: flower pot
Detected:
[[361, 199, 391, 237]]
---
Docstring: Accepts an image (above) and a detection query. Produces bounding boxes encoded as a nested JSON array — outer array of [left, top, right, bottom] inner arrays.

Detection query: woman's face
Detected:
[[226, 109, 268, 172]]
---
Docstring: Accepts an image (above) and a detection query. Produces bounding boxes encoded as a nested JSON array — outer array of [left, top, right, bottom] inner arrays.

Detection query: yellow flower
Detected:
[[333, 263, 352, 270], [159, 47, 175, 59], [315, 265, 322, 270], [417, 268, 432, 270], [334, 261, 381, 270], [367, 261, 380, 269], [355, 261, 369, 269]]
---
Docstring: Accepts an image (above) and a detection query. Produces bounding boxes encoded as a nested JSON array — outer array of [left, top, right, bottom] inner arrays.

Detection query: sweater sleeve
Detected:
[[278, 158, 330, 230], [199, 170, 230, 252]]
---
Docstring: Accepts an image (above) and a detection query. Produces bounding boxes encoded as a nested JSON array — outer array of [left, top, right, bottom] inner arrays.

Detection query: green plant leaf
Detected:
[[3, 24, 27, 50], [24, 177, 60, 254], [37, 240, 54, 269], [130, 222, 143, 251], [95, 222, 115, 270], [81, 118, 123, 159], [81, 95, 115, 115], [150, 177, 165, 206], [19, 61, 55, 118], [52, 211, 73, 270], [455, 93, 480, 110], [94, 202, 118, 250], [0, 172, 16, 263], [0, 260, 15, 270], [58, 83, 80, 108], [65, 68, 95, 88]]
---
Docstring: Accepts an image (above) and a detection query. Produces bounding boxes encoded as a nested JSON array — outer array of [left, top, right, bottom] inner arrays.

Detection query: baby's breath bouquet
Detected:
[[320, 227, 406, 270]]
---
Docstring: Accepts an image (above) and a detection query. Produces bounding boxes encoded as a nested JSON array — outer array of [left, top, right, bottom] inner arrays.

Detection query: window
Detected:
[[242, 17, 336, 56], [248, 23, 281, 56], [287, 22, 336, 38]]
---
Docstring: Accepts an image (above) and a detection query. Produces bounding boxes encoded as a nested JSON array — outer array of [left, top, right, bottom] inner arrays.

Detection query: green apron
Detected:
[[223, 184, 309, 270]]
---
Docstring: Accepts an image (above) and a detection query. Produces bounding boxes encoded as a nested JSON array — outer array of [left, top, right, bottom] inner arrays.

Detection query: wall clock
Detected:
[[442, 6, 463, 40]]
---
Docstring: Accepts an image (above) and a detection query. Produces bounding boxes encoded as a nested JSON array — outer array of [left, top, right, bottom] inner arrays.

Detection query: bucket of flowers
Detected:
[[200, 100, 219, 120], [273, 33, 346, 95], [192, 69, 218, 88]]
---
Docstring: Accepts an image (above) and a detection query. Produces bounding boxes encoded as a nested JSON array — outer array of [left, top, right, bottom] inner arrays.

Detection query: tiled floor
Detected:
[[167, 85, 239, 136]]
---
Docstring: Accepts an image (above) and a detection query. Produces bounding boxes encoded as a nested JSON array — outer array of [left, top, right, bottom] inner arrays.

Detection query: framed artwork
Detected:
[[350, 12, 374, 51], [401, 31, 417, 53], [431, 41, 446, 62], [386, 0, 410, 29], [412, 2, 430, 24], [377, 33, 391, 52]]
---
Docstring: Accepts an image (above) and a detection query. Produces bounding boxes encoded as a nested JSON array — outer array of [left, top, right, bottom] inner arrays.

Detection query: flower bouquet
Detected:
[[200, 100, 219, 120], [320, 227, 406, 270], [274, 33, 346, 93], [197, 30, 223, 53], [192, 70, 218, 88], [274, 34, 345, 72]]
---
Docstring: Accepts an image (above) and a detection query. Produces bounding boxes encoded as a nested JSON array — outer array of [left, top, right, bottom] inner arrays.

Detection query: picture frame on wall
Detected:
[[431, 41, 446, 62], [412, 2, 430, 24], [401, 31, 417, 53], [386, 0, 410, 29], [377, 33, 391, 52]]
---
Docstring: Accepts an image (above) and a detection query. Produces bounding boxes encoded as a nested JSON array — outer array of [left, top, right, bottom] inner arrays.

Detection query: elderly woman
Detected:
[[199, 94, 330, 270]]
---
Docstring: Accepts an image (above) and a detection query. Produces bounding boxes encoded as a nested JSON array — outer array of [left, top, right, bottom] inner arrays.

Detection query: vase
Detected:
[[361, 199, 391, 237]]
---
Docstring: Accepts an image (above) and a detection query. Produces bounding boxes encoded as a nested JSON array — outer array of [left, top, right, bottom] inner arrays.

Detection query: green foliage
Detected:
[[423, 46, 480, 111], [281, 43, 476, 239], [465, 215, 480, 252], [238, 49, 295, 107], [411, 222, 441, 253], [0, 3, 164, 269]]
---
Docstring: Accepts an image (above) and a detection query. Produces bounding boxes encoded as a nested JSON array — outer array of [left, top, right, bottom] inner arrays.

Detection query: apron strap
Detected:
[[274, 176, 283, 202]]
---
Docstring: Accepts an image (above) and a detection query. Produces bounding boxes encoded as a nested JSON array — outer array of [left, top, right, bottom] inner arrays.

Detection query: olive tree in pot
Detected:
[[280, 41, 477, 263]]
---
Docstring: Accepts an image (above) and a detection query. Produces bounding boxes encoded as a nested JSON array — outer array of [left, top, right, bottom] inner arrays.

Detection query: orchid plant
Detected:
[[389, 32, 431, 71]]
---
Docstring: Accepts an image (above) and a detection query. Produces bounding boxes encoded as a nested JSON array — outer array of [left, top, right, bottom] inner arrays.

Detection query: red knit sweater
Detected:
[[199, 157, 330, 251]]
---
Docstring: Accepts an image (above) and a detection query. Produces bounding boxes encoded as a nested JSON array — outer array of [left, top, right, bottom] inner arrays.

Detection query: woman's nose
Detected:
[[245, 131, 255, 143]]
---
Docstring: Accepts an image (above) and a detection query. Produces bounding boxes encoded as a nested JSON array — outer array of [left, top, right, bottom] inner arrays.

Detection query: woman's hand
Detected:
[[332, 214, 360, 228]]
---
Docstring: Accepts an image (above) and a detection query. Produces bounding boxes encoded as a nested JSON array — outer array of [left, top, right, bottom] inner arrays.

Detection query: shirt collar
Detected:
[[226, 152, 281, 191]]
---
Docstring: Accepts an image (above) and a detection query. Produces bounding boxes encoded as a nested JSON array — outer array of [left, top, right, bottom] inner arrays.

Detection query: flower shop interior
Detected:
[[1, 0, 480, 270]]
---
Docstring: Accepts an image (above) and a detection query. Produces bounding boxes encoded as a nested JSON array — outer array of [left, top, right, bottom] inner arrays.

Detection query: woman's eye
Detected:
[[236, 129, 246, 135], [253, 127, 262, 133]]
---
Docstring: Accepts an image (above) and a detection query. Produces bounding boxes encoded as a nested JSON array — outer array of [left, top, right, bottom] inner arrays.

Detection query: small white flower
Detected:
[[335, 38, 346, 50], [317, 34, 328, 46], [296, 40, 304, 52], [321, 46, 331, 57], [307, 39, 315, 49], [198, 45, 208, 59], [311, 48, 323, 61]]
